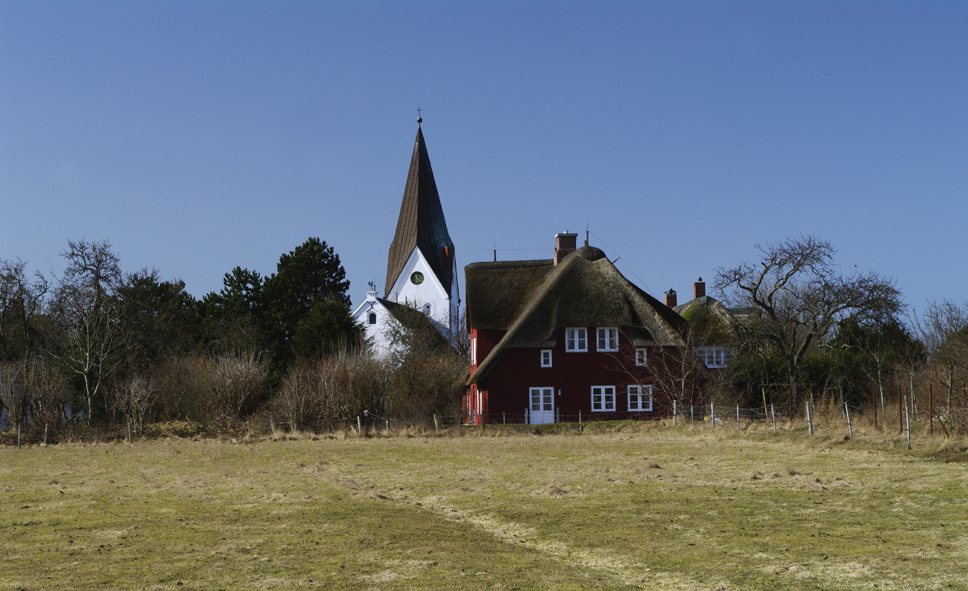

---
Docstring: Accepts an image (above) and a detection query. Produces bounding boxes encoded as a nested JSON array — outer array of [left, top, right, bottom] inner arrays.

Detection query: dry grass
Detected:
[[2, 424, 967, 590]]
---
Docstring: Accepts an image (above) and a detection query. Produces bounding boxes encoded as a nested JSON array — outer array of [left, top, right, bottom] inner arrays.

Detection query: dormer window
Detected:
[[565, 328, 587, 352], [368, 312, 377, 325], [597, 327, 618, 352]]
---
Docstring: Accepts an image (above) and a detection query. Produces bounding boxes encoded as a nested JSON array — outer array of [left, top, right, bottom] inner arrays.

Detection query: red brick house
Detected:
[[464, 232, 703, 424]]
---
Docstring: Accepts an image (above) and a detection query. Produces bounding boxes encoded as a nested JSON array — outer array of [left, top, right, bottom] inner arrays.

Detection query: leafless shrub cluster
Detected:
[[271, 350, 389, 432]]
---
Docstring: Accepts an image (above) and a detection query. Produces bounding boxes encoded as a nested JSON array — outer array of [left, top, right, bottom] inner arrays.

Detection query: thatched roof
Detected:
[[385, 127, 455, 295], [466, 246, 688, 384]]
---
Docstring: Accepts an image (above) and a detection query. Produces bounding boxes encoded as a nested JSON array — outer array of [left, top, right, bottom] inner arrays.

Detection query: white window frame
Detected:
[[627, 385, 653, 412], [591, 385, 616, 412], [698, 346, 731, 368], [471, 337, 477, 366], [635, 348, 647, 366], [597, 327, 619, 352], [565, 328, 587, 352], [540, 349, 552, 368]]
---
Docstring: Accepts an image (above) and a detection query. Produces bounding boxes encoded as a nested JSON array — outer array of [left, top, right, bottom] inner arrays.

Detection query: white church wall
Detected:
[[386, 246, 455, 335]]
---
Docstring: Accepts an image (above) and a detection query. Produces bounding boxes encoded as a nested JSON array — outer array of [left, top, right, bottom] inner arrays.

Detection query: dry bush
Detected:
[[271, 350, 390, 433], [388, 349, 466, 422], [153, 356, 214, 422], [151, 352, 268, 432]]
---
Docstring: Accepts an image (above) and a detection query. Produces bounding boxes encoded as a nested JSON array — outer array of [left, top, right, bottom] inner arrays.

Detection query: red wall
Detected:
[[475, 327, 701, 423]]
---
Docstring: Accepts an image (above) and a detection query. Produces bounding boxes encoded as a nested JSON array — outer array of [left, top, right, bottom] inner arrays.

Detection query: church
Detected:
[[351, 120, 460, 355]]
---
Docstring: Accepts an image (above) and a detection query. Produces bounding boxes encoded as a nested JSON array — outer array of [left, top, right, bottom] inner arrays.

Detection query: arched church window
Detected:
[[368, 312, 377, 325], [423, 303, 433, 316]]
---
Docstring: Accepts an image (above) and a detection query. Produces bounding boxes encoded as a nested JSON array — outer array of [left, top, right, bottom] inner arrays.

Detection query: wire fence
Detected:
[[4, 402, 968, 447]]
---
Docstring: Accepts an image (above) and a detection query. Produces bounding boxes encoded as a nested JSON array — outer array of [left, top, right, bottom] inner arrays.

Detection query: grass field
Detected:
[[2, 423, 967, 590]]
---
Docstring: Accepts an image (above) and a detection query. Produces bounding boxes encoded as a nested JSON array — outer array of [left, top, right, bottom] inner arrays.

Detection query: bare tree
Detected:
[[0, 360, 27, 429], [0, 258, 48, 361], [47, 240, 128, 421], [24, 355, 69, 433], [715, 236, 902, 407], [109, 374, 156, 432], [914, 300, 968, 409]]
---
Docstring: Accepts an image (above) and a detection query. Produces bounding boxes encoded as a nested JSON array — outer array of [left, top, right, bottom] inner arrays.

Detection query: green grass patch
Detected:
[[2, 428, 967, 590]]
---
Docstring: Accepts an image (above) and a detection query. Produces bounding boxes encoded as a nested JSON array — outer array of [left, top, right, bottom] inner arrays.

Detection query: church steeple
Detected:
[[385, 125, 455, 298]]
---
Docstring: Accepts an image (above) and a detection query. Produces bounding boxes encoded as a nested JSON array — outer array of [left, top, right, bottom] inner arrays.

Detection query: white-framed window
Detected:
[[591, 385, 616, 412], [697, 347, 732, 368], [540, 349, 552, 368], [565, 328, 587, 352], [635, 348, 647, 366], [530, 387, 554, 412], [423, 303, 433, 316], [627, 385, 653, 412], [597, 327, 619, 352], [367, 312, 377, 325], [471, 337, 477, 366]]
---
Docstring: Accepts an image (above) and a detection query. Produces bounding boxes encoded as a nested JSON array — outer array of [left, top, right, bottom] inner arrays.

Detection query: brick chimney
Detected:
[[665, 289, 677, 308], [554, 231, 578, 266], [694, 277, 705, 299]]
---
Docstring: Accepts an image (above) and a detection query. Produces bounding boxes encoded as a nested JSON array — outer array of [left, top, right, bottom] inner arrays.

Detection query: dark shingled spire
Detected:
[[385, 126, 455, 296]]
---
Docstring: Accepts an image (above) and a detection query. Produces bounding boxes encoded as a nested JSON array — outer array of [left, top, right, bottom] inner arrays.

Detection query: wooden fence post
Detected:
[[673, 400, 677, 427], [579, 410, 582, 434], [736, 405, 740, 431], [929, 384, 933, 437], [433, 414, 439, 432], [357, 415, 362, 436], [711, 403, 715, 429], [771, 404, 777, 432]]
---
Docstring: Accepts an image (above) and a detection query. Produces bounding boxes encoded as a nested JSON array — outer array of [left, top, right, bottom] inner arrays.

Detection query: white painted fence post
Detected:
[[711, 403, 715, 429], [905, 397, 911, 450], [771, 403, 776, 432], [845, 402, 853, 439], [806, 402, 813, 436], [673, 400, 677, 426]]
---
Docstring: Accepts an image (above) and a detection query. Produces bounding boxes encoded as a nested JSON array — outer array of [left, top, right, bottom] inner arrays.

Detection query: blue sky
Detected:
[[2, 1, 966, 317]]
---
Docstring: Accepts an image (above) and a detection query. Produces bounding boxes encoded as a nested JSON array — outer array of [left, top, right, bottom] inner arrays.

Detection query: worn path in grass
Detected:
[[2, 427, 967, 590]]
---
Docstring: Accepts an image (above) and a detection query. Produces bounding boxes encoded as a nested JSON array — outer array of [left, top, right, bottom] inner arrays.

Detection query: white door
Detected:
[[529, 387, 555, 424]]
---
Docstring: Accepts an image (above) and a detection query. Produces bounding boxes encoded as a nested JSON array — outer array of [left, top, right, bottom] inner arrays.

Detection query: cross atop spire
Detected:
[[416, 107, 423, 125]]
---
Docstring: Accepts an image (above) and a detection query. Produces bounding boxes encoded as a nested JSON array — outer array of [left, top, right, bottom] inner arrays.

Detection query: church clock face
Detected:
[[410, 271, 424, 285]]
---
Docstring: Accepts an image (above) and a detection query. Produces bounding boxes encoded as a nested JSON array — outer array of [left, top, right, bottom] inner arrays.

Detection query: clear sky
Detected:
[[2, 1, 966, 318]]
